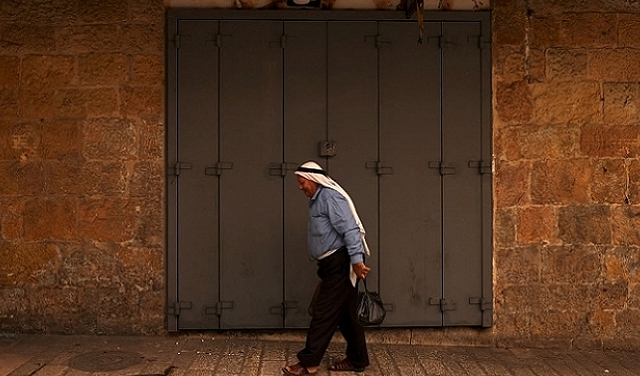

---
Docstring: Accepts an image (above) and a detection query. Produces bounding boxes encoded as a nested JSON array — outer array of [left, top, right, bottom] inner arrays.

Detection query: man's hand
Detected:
[[352, 262, 371, 279]]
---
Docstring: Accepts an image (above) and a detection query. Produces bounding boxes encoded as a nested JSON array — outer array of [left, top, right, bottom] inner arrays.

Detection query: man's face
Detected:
[[297, 175, 319, 198]]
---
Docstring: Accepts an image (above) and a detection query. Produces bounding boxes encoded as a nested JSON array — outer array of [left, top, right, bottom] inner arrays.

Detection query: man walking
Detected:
[[282, 161, 371, 376]]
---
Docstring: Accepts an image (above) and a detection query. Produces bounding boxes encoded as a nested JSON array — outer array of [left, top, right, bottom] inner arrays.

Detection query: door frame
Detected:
[[166, 9, 492, 331]]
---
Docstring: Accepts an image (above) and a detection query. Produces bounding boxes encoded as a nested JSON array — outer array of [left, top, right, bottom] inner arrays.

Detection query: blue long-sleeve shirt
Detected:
[[307, 186, 365, 264]]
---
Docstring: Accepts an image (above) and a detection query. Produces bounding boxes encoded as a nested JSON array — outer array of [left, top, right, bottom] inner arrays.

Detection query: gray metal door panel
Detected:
[[326, 21, 379, 290], [175, 20, 220, 329], [283, 21, 328, 328], [441, 22, 483, 326], [219, 21, 283, 329], [378, 21, 443, 326]]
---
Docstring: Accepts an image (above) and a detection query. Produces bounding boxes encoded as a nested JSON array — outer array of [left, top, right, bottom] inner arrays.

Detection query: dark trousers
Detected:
[[297, 248, 369, 369]]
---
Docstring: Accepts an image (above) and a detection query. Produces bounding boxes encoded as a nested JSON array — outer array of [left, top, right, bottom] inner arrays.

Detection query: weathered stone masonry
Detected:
[[1, 0, 640, 349], [0, 0, 165, 334], [493, 0, 640, 349]]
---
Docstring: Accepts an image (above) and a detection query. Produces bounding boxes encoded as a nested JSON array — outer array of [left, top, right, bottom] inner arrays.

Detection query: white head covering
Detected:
[[295, 161, 370, 258]]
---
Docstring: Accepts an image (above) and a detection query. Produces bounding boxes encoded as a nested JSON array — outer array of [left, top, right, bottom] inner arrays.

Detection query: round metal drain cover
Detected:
[[70, 350, 143, 372]]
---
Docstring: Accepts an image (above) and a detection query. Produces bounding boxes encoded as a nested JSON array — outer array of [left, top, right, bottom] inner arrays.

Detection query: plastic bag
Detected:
[[356, 280, 386, 326]]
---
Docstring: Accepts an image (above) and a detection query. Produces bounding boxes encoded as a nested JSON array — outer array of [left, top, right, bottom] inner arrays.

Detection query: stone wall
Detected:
[[493, 0, 640, 349], [2, 0, 640, 349], [0, 0, 166, 334]]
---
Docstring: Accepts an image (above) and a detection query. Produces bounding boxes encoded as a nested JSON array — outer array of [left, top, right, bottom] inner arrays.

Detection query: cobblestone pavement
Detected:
[[1, 333, 639, 376]]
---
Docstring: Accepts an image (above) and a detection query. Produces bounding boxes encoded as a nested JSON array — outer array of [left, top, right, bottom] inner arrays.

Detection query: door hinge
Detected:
[[429, 298, 456, 312], [428, 161, 456, 175], [365, 34, 391, 49], [468, 160, 492, 175], [170, 162, 193, 176], [204, 161, 233, 176], [365, 161, 393, 175], [468, 35, 491, 49], [469, 297, 492, 311], [215, 301, 233, 316], [427, 35, 452, 49], [268, 163, 298, 177], [270, 301, 298, 315], [167, 301, 192, 316]]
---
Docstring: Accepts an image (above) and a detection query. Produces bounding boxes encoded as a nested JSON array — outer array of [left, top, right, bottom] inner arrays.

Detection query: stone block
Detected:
[[130, 0, 166, 24], [78, 54, 129, 85], [546, 48, 587, 81], [615, 309, 640, 338], [531, 81, 601, 125], [603, 82, 640, 125], [23, 196, 78, 241], [494, 245, 540, 285], [52, 88, 119, 119], [120, 86, 163, 118], [56, 26, 121, 54], [0, 56, 19, 87], [630, 283, 640, 308], [590, 159, 627, 204], [612, 207, 640, 247], [0, 87, 18, 119], [603, 245, 640, 285], [516, 206, 558, 244], [495, 208, 516, 247], [541, 245, 601, 284], [0, 25, 56, 54], [0, 242, 59, 285], [560, 13, 617, 48], [619, 14, 640, 48], [18, 88, 54, 120], [0, 0, 75, 24], [580, 124, 640, 158], [589, 49, 640, 81], [493, 46, 525, 83], [529, 16, 561, 49], [586, 310, 616, 338], [121, 25, 164, 53], [21, 55, 76, 90], [495, 80, 533, 124], [46, 161, 127, 196], [139, 118, 164, 160], [529, 310, 584, 337], [497, 124, 580, 160], [77, 0, 128, 24], [557, 205, 612, 245], [0, 161, 45, 195], [495, 161, 530, 207], [531, 159, 590, 205], [131, 55, 164, 86], [492, 312, 530, 340], [592, 281, 628, 310], [83, 118, 137, 160], [630, 160, 640, 204], [528, 0, 640, 14], [9, 122, 41, 161], [493, 10, 526, 46], [78, 198, 138, 242], [500, 285, 547, 314], [0, 198, 21, 241], [116, 245, 164, 289], [85, 88, 119, 117], [40, 119, 83, 161], [130, 161, 163, 198], [0, 120, 12, 159], [52, 89, 86, 119]]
